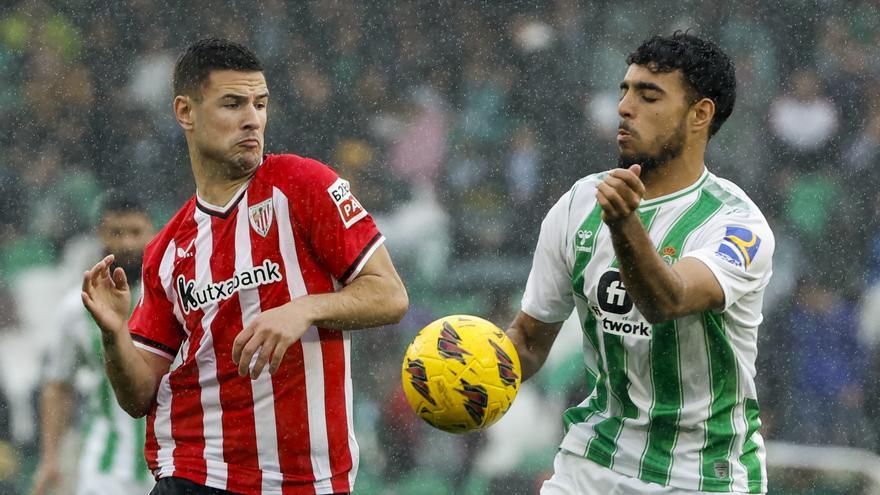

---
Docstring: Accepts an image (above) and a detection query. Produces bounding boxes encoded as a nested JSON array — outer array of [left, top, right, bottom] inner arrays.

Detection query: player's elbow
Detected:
[[386, 280, 409, 324], [639, 296, 685, 324], [642, 308, 673, 325], [120, 402, 150, 419], [116, 395, 153, 419]]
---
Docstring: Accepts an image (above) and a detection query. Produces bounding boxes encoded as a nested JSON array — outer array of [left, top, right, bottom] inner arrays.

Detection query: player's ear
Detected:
[[174, 95, 195, 131], [690, 97, 715, 137]]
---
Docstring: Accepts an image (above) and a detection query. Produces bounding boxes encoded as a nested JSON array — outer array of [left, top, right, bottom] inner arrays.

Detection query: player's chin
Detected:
[[234, 149, 263, 170]]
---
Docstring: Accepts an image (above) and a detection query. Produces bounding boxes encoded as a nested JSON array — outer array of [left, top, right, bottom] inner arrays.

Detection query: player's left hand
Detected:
[[596, 164, 645, 226], [231, 300, 312, 379]]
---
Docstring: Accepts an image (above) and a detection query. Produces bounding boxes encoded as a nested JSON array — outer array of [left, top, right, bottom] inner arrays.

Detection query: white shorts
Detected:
[[541, 451, 750, 495]]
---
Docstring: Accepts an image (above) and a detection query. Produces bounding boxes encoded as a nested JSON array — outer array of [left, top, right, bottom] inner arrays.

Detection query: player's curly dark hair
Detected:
[[626, 31, 736, 138], [173, 38, 263, 100]]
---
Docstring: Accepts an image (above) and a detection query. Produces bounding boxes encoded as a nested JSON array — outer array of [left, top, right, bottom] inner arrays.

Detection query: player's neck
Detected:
[[641, 147, 706, 200], [190, 154, 255, 207]]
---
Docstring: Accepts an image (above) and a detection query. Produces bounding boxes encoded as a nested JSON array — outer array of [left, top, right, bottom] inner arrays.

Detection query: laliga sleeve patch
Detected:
[[327, 178, 368, 228], [715, 226, 761, 269]]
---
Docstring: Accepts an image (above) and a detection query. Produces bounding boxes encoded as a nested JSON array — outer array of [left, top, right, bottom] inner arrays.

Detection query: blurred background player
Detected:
[[81, 39, 408, 495], [507, 32, 774, 494], [31, 192, 155, 495]]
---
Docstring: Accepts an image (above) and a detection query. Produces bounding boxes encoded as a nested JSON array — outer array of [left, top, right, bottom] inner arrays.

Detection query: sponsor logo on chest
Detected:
[[591, 270, 652, 339], [176, 259, 283, 314]]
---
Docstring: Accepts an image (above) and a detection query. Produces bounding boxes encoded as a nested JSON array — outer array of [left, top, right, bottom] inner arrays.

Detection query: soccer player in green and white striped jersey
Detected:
[[507, 33, 773, 494], [33, 194, 155, 495]]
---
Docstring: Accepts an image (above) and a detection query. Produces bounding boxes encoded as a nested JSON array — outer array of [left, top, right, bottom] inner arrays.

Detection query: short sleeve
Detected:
[[289, 159, 384, 284], [43, 292, 85, 382], [129, 245, 187, 361], [521, 192, 575, 323], [681, 212, 775, 312]]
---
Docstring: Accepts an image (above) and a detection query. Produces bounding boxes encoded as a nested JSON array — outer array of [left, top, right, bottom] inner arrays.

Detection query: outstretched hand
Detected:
[[81, 254, 131, 335], [596, 164, 645, 226], [231, 301, 312, 379]]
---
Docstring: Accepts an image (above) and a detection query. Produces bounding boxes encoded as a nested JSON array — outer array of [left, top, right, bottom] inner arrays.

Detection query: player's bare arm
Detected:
[[232, 244, 408, 379], [82, 255, 171, 417], [597, 166, 724, 323], [505, 311, 564, 381]]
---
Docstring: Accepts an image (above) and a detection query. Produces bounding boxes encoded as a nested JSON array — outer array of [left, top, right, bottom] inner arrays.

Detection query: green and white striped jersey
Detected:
[[522, 169, 773, 494], [44, 286, 153, 493]]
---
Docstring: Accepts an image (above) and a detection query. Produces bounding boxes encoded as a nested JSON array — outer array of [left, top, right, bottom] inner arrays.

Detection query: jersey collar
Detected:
[[194, 157, 266, 218], [638, 167, 709, 209]]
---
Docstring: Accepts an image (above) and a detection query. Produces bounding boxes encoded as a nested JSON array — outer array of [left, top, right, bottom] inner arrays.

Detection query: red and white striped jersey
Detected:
[[129, 154, 385, 495]]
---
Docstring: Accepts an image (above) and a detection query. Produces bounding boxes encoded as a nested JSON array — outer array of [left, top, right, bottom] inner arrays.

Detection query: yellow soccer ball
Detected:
[[401, 315, 522, 433]]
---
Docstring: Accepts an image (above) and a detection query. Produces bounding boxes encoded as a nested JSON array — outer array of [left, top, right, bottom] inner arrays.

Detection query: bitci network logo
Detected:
[[595, 270, 652, 339], [597, 270, 633, 314]]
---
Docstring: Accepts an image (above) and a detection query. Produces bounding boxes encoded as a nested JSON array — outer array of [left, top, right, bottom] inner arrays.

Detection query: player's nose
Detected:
[[618, 91, 635, 119], [241, 102, 262, 130]]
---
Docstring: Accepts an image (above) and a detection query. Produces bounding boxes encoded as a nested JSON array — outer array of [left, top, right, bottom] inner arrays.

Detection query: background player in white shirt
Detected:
[[33, 193, 155, 495], [507, 32, 774, 494]]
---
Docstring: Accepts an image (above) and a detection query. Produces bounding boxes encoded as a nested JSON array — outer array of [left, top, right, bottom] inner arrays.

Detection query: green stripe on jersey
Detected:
[[740, 398, 764, 493], [640, 189, 724, 485], [699, 310, 738, 491], [585, 330, 639, 468], [588, 206, 655, 465], [572, 203, 604, 301], [563, 312, 602, 433]]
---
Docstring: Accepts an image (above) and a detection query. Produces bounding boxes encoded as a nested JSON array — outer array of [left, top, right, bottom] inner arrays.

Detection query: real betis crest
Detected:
[[248, 198, 274, 237]]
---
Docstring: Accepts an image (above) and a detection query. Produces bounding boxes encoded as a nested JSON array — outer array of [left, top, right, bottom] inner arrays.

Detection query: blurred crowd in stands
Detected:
[[2, 0, 880, 493]]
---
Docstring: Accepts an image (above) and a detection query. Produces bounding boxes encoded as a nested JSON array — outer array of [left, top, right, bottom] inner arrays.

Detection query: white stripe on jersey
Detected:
[[668, 314, 712, 490], [154, 371, 176, 478], [194, 209, 227, 488], [274, 187, 334, 492], [730, 398, 750, 492], [343, 331, 358, 488], [155, 241, 179, 477], [234, 195, 284, 495], [160, 239, 189, 332]]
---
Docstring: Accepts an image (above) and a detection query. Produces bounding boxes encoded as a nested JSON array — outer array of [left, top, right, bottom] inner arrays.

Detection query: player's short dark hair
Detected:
[[626, 31, 736, 138], [99, 190, 147, 218], [173, 38, 263, 100]]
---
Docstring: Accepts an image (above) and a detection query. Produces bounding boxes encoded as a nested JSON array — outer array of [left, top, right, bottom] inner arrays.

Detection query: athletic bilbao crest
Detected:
[[438, 321, 472, 364], [249, 198, 274, 237]]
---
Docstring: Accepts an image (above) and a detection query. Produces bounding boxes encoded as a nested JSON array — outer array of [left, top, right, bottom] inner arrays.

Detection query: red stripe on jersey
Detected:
[[169, 213, 208, 485], [287, 196, 353, 493], [275, 343, 316, 494], [245, 184, 318, 492], [209, 213, 261, 494], [319, 328, 352, 494], [145, 401, 160, 468]]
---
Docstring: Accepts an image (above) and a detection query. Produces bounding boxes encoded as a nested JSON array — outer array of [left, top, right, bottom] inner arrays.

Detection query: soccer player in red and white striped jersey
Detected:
[[81, 39, 409, 495]]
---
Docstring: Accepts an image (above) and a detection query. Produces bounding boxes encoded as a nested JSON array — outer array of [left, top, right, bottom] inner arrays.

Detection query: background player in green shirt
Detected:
[[32, 193, 155, 495], [508, 32, 774, 494]]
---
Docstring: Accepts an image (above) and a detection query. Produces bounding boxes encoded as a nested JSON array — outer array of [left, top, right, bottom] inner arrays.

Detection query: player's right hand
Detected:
[[81, 254, 131, 336], [596, 164, 644, 226]]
